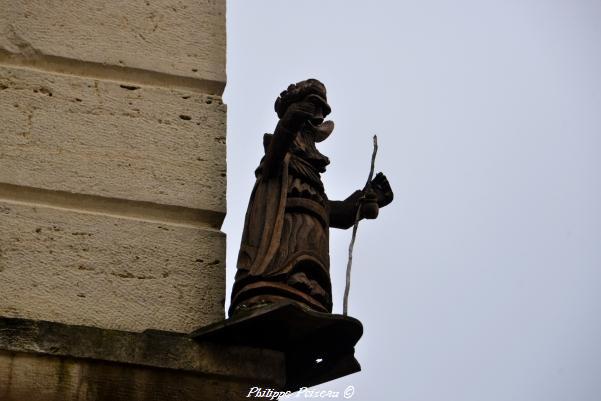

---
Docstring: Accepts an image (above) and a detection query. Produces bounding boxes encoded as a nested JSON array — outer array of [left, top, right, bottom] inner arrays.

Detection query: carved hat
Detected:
[[274, 78, 332, 119]]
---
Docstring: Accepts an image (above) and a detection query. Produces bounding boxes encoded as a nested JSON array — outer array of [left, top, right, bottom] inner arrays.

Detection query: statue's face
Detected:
[[301, 93, 334, 142], [304, 94, 326, 126]]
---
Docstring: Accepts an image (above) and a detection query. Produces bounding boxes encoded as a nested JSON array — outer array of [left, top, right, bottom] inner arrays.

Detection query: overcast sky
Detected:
[[223, 1, 601, 400]]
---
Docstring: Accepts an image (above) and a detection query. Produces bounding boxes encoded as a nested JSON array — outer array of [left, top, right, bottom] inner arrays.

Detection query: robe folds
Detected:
[[231, 131, 333, 314]]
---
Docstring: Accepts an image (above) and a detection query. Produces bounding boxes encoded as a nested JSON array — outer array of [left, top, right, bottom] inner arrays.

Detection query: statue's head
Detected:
[[275, 78, 334, 142]]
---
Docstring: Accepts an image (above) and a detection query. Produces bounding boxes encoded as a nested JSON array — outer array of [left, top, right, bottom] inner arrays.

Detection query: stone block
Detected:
[[0, 200, 226, 333], [0, 0, 226, 85], [0, 66, 226, 215], [0, 351, 281, 401]]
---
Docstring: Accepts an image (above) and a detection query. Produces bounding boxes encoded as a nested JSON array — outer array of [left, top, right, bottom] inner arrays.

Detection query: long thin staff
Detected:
[[343, 135, 378, 316]]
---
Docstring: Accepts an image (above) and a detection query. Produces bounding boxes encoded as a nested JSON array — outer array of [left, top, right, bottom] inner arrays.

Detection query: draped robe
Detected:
[[230, 129, 333, 315]]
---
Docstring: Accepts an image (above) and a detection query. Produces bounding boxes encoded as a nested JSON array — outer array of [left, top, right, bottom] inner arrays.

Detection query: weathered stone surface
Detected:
[[0, 0, 226, 85], [0, 200, 226, 333], [0, 317, 286, 384], [0, 352, 278, 401], [0, 66, 226, 215]]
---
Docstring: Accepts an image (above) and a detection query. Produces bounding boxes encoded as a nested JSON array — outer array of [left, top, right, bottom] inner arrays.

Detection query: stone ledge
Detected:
[[0, 316, 285, 401], [0, 352, 274, 401], [0, 316, 284, 384]]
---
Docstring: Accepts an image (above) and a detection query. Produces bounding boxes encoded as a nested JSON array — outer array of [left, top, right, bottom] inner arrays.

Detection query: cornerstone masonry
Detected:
[[0, 1, 288, 400]]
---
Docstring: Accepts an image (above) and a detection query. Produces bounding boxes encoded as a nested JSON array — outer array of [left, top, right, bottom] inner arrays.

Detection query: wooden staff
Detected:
[[343, 135, 378, 316]]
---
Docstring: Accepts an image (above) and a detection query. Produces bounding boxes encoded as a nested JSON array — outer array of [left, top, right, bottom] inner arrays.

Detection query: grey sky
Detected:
[[223, 1, 601, 400]]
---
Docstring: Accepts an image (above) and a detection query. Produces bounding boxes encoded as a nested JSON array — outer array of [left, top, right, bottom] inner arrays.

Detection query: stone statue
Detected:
[[229, 79, 393, 316]]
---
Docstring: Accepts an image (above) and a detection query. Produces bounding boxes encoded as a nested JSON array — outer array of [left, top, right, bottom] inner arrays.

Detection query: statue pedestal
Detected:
[[190, 301, 363, 391]]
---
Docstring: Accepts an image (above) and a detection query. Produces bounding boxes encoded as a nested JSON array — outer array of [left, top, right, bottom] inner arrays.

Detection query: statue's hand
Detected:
[[370, 172, 394, 207], [360, 189, 379, 219], [280, 101, 317, 131]]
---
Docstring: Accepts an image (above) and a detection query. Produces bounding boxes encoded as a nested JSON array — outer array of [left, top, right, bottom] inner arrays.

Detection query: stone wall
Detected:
[[0, 317, 286, 401], [0, 0, 227, 333]]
